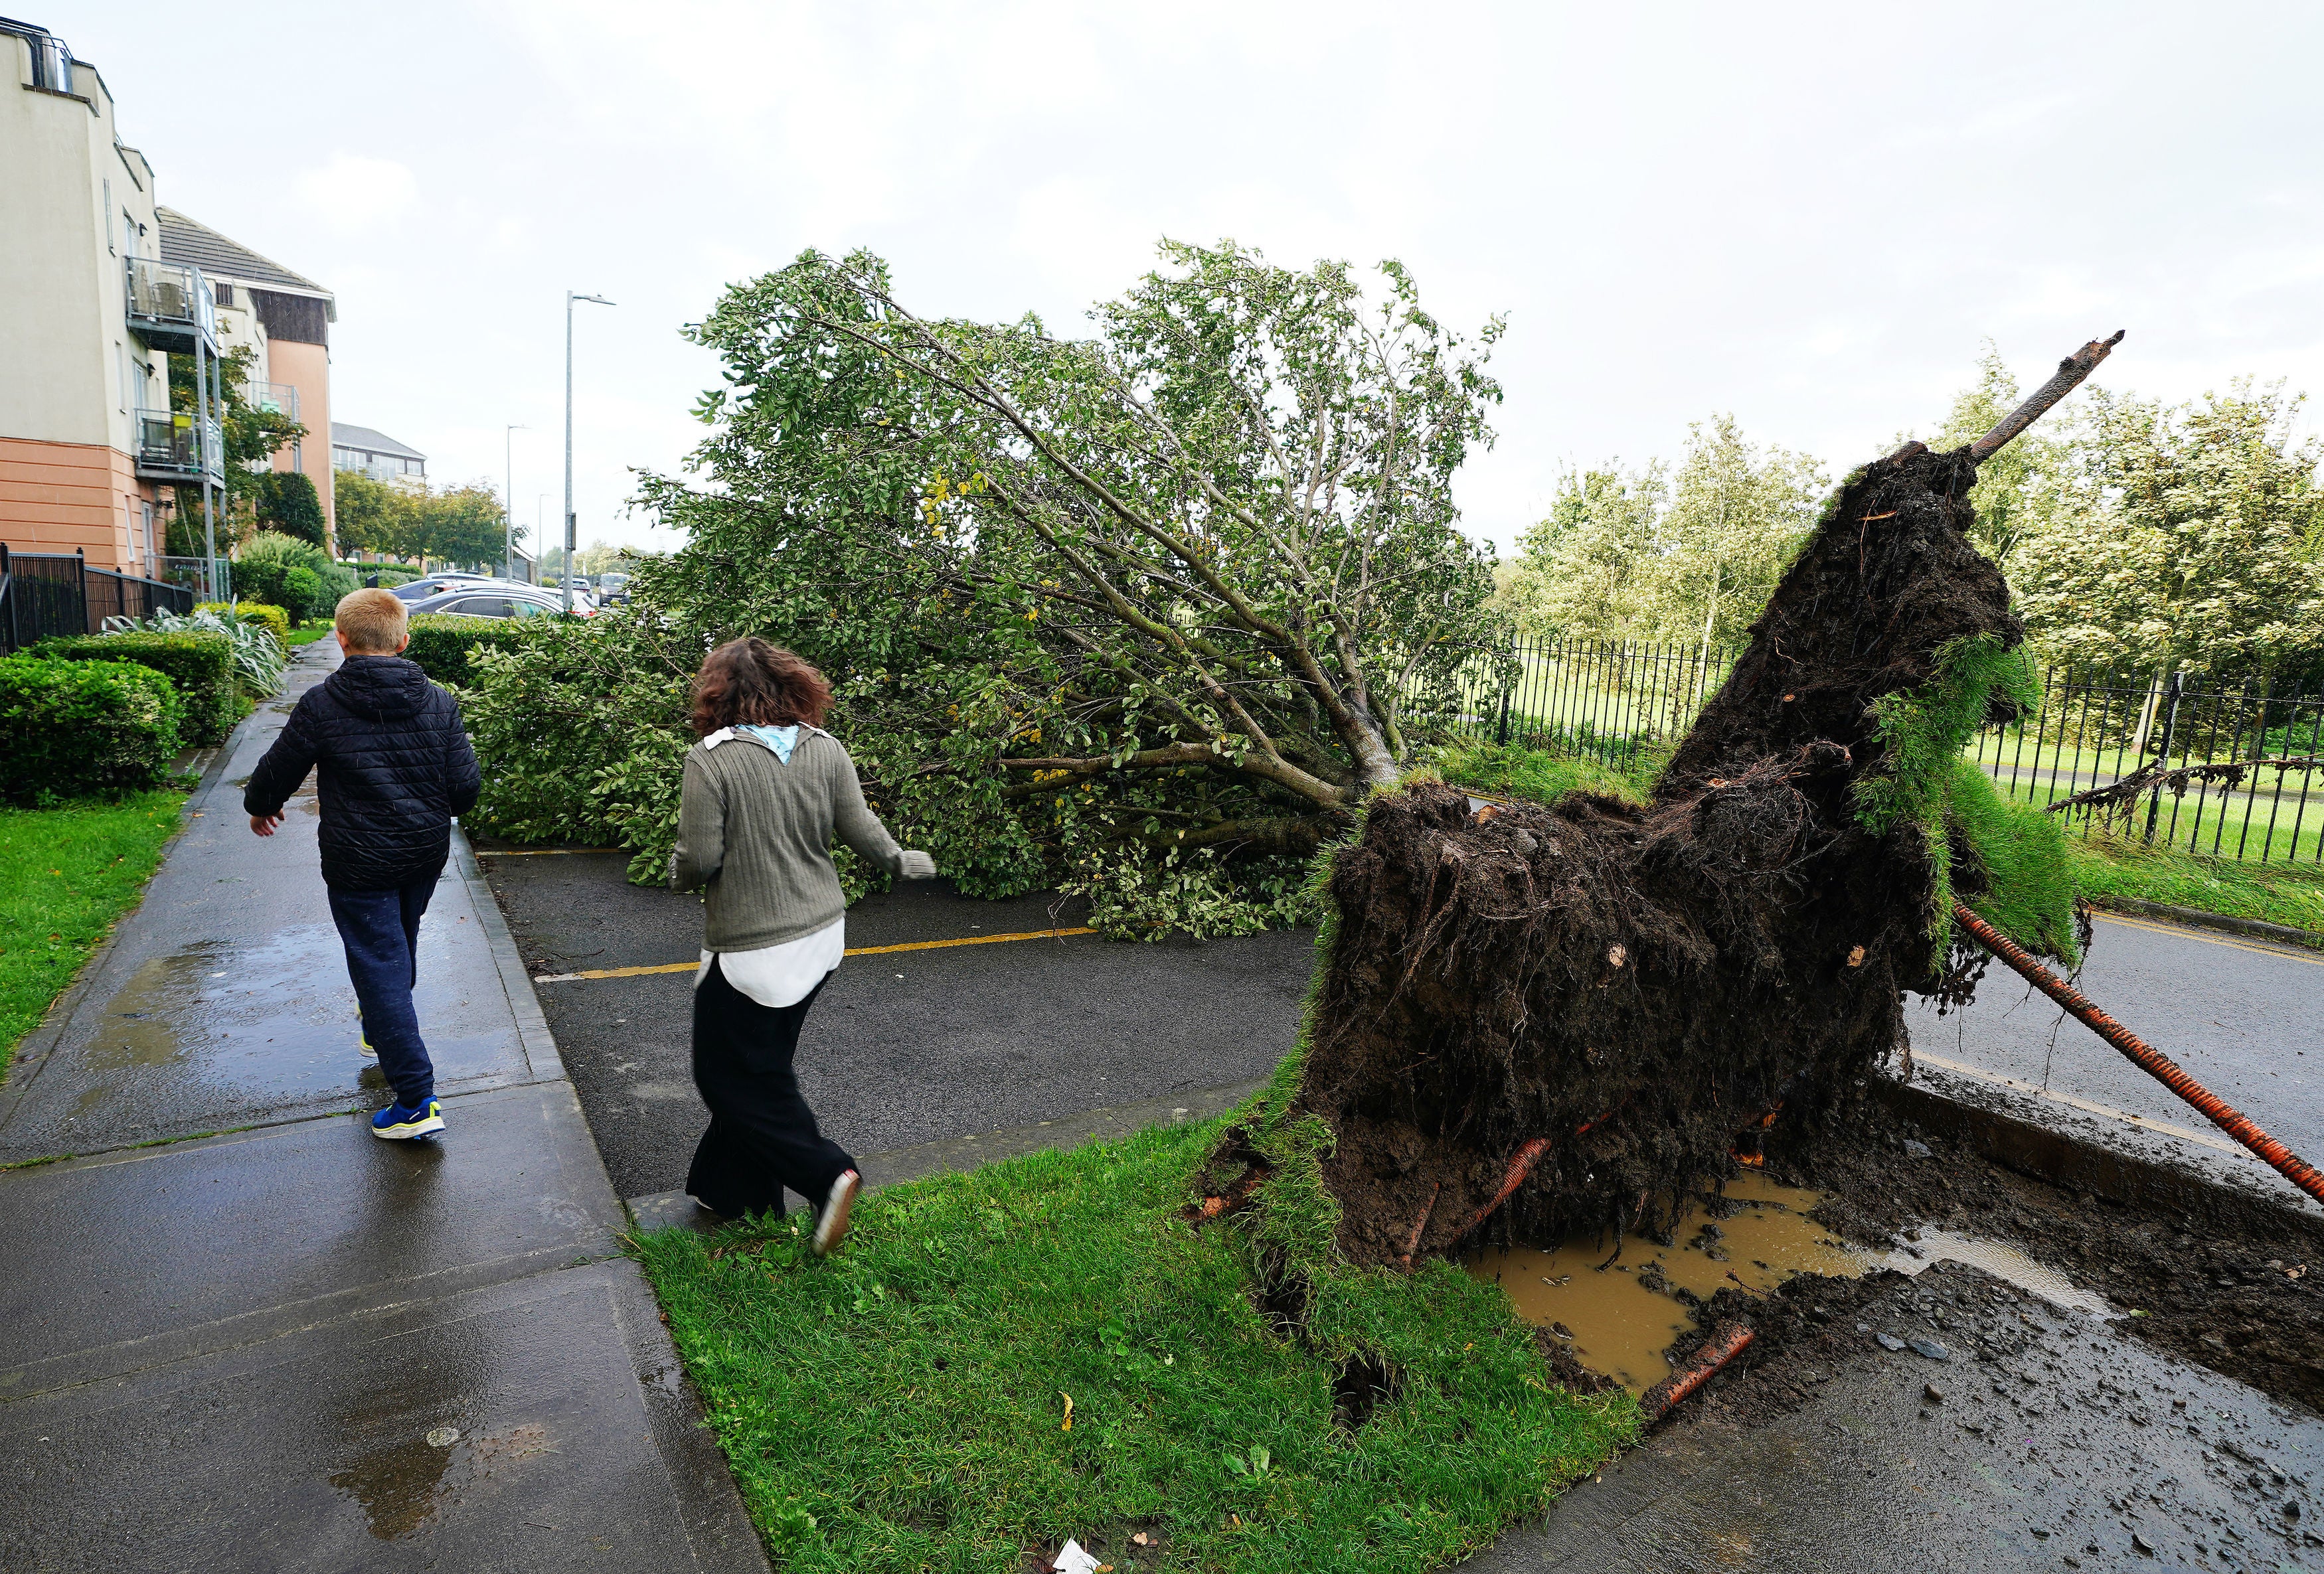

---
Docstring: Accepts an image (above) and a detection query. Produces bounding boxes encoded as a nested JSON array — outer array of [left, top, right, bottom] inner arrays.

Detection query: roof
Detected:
[[155, 209, 335, 312], [331, 424, 426, 462]]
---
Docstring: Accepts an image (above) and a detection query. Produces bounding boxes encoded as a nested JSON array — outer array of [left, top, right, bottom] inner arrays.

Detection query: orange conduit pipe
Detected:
[[1640, 1320, 1754, 1423], [1952, 903, 2324, 1206]]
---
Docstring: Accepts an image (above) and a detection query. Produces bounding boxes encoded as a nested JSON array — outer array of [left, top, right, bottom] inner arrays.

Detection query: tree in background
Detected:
[[331, 469, 418, 559], [255, 471, 326, 547], [1913, 340, 2060, 568], [2009, 380, 2324, 677], [1496, 463, 1666, 639], [419, 483, 512, 568], [1496, 417, 1823, 647]]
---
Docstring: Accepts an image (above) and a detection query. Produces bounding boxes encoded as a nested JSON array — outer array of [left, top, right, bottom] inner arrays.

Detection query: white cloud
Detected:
[[290, 154, 421, 238]]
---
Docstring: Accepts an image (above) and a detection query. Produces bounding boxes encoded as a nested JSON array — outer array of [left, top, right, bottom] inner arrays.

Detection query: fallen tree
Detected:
[[1208, 334, 2123, 1271]]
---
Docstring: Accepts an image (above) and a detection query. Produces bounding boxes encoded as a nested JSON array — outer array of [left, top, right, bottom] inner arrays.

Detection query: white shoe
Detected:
[[813, 1170, 861, 1257]]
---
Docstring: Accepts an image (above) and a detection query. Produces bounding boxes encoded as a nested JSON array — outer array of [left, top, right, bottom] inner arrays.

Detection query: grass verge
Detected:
[[2068, 834, 2324, 941], [0, 789, 185, 1078], [636, 1117, 1633, 1573], [1428, 740, 1656, 807], [284, 623, 335, 648]]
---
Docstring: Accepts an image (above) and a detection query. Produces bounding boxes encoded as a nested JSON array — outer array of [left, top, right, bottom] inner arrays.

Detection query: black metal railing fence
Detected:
[[1411, 635, 2323, 866], [1, 546, 195, 654]]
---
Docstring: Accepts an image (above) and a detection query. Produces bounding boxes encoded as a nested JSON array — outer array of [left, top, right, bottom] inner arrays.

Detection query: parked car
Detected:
[[406, 585, 592, 619], [596, 572, 631, 605], [386, 572, 494, 602]]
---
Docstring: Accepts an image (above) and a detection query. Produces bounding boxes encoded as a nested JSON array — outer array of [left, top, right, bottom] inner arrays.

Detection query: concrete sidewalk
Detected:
[[0, 640, 765, 1572]]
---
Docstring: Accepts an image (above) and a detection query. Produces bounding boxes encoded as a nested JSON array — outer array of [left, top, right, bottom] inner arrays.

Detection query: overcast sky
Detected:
[[68, 1, 2324, 556]]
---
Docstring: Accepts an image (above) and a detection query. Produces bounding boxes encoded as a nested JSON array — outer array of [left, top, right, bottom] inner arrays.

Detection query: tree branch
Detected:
[[1969, 331, 2125, 462]]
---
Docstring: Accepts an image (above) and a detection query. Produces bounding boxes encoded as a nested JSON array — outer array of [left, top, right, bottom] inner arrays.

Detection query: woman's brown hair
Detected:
[[691, 637, 833, 736]]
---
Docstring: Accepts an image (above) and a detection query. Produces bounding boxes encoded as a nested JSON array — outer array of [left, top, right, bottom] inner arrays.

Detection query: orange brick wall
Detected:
[[0, 435, 161, 574]]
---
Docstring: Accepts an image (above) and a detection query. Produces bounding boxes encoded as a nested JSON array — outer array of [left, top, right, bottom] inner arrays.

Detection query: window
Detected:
[[214, 282, 234, 307], [449, 597, 511, 618], [403, 457, 424, 475], [122, 210, 136, 260], [116, 341, 127, 414], [103, 179, 112, 253], [505, 597, 546, 619]]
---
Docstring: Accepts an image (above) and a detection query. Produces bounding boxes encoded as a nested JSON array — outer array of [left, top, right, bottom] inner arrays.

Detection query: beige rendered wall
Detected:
[[0, 46, 165, 572]]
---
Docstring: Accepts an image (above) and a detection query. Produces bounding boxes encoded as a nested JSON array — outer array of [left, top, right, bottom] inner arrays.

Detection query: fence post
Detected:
[[2143, 669, 2185, 846], [1495, 644, 1513, 746]]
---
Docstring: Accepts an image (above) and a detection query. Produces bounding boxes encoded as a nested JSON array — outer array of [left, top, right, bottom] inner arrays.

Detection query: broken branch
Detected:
[[1968, 330, 2125, 461]]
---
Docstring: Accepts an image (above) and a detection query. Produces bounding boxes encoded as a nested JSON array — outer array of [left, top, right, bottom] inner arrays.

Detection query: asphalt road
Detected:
[[478, 851, 1313, 1200], [1906, 911, 2324, 1199]]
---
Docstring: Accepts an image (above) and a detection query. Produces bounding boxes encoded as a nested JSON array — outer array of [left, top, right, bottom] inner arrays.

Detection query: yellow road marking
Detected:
[[2092, 909, 2323, 965], [533, 926, 1098, 983], [474, 848, 622, 857], [1913, 1052, 2245, 1157]]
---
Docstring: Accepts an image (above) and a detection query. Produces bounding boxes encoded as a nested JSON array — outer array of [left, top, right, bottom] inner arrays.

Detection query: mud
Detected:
[[1662, 1091, 2324, 1420]]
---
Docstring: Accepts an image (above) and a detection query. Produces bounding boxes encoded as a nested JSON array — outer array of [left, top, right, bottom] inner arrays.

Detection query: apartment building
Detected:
[[0, 19, 334, 580], [330, 423, 427, 491], [158, 210, 337, 535]]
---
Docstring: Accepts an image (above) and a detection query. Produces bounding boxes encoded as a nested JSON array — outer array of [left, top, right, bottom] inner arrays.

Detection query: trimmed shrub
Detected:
[[197, 601, 292, 649], [38, 629, 237, 745], [404, 613, 532, 684], [234, 530, 358, 621], [0, 655, 184, 803]]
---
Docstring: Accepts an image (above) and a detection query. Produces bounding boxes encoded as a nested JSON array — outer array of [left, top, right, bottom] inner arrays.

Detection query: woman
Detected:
[[670, 637, 936, 1252]]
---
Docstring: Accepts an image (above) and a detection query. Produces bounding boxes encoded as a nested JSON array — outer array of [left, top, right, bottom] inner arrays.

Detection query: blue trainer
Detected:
[[371, 1098, 445, 1140]]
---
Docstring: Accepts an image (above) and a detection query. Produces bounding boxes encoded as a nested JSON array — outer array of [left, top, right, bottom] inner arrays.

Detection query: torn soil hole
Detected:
[[1331, 1354, 1401, 1431]]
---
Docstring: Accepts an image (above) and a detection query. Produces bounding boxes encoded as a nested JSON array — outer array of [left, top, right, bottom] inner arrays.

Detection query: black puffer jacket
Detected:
[[244, 655, 481, 891]]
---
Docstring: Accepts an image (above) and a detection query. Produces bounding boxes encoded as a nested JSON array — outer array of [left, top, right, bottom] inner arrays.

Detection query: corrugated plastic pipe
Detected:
[[1952, 902, 2324, 1207]]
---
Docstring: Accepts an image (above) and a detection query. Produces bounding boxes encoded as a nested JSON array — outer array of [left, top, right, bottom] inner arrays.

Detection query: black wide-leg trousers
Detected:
[[686, 957, 855, 1220]]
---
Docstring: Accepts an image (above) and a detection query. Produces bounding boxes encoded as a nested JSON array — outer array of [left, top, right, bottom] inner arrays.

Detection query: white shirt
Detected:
[[698, 917, 844, 1008]]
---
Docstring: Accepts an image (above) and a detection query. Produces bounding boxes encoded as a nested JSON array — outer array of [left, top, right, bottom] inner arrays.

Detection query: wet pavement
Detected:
[[1906, 912, 2324, 1210], [0, 645, 533, 1161], [481, 850, 1312, 1200], [1467, 1259, 2324, 1571], [0, 639, 765, 1573]]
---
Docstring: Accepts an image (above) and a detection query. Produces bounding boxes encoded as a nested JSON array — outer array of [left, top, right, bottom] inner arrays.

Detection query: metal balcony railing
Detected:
[[133, 408, 224, 483], [245, 381, 300, 420], [125, 256, 216, 351], [21, 27, 74, 92]]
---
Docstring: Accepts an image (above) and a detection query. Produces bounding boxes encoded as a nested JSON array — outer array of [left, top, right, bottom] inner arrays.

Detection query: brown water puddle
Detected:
[[1465, 1173, 1874, 1392]]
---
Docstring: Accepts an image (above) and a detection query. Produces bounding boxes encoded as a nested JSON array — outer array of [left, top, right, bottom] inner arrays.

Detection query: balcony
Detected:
[[125, 257, 216, 353], [244, 381, 300, 420], [133, 408, 224, 485]]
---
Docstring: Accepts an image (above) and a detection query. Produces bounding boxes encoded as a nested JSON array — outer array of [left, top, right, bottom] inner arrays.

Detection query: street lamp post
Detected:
[[503, 424, 527, 582], [564, 291, 615, 613]]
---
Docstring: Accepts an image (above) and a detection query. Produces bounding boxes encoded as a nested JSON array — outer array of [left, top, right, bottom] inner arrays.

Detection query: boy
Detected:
[[246, 589, 481, 1139]]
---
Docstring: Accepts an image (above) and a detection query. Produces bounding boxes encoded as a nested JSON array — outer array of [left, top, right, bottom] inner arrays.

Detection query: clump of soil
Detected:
[[1280, 443, 2035, 1267]]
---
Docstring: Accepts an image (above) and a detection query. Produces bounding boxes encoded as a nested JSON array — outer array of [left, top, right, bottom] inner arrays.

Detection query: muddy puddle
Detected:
[[1468, 1174, 2114, 1391]]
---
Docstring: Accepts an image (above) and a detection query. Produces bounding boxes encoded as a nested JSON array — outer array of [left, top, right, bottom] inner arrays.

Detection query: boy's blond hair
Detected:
[[335, 588, 410, 653]]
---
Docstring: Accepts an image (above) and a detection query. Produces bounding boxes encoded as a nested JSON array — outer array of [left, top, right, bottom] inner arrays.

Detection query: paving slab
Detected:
[[1466, 1260, 2324, 1572], [483, 851, 1313, 1197]]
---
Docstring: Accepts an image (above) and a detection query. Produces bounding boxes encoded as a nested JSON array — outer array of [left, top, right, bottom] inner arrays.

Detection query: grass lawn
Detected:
[[2070, 834, 2324, 941], [1427, 740, 1655, 807], [0, 790, 185, 1078], [284, 623, 335, 647], [636, 1115, 1633, 1573]]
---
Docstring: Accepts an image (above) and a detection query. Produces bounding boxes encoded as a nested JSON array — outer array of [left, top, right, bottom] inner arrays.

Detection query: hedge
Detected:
[[199, 601, 291, 648], [404, 613, 533, 685], [0, 655, 183, 804], [37, 630, 238, 746]]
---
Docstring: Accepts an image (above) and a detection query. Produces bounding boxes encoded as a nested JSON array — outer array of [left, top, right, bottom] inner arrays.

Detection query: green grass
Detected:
[[1428, 740, 1657, 807], [635, 1117, 1633, 1573], [2069, 834, 2324, 941], [284, 623, 335, 647], [0, 789, 185, 1077]]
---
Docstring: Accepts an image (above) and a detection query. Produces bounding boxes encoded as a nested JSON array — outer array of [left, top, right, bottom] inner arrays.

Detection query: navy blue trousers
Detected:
[[329, 869, 440, 1109]]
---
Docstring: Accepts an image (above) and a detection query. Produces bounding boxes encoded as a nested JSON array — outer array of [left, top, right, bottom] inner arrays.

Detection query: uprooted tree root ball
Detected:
[[1207, 432, 2092, 1284]]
